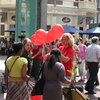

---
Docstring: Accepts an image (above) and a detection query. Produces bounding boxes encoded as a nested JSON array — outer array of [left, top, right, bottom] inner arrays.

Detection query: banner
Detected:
[[78, 15, 86, 25]]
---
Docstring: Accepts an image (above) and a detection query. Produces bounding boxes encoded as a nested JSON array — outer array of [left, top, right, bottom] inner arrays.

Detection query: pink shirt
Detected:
[[78, 44, 87, 60]]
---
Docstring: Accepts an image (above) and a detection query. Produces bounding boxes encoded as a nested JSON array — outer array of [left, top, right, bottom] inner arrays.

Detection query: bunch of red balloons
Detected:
[[30, 24, 64, 45]]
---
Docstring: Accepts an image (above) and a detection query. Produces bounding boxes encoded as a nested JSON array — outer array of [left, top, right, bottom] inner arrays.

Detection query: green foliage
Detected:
[[67, 58, 79, 78]]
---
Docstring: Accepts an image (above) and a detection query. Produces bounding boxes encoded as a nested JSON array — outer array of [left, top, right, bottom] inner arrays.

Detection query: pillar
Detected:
[[25, 0, 38, 38], [40, 0, 47, 30], [15, 0, 22, 42], [51, 14, 57, 27], [0, 16, 1, 36]]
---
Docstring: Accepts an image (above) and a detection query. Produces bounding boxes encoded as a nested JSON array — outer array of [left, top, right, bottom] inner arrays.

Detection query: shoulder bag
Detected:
[[31, 62, 45, 96], [75, 54, 82, 64]]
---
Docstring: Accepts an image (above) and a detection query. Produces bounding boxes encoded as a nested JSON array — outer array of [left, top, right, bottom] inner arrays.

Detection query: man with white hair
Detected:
[[85, 36, 100, 94]]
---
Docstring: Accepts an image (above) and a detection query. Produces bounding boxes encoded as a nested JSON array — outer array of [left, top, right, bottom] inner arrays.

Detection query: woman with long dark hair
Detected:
[[43, 48, 75, 100], [4, 42, 30, 100]]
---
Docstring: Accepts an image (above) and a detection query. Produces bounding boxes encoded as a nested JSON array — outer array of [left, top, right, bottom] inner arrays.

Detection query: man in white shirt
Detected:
[[85, 36, 100, 94]]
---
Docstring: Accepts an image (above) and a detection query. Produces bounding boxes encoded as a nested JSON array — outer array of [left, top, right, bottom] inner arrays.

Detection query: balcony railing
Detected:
[[0, 0, 15, 4], [48, 0, 97, 10]]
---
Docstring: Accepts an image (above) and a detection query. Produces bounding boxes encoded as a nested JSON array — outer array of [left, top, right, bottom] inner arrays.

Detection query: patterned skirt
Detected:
[[6, 81, 29, 100]]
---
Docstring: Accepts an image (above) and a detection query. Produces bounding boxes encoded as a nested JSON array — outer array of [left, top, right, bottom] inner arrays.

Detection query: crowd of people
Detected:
[[3, 33, 100, 100], [0, 38, 13, 55]]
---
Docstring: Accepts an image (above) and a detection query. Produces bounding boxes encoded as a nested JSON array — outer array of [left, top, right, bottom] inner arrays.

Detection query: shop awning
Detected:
[[83, 27, 100, 34], [5, 25, 26, 32], [63, 25, 84, 33]]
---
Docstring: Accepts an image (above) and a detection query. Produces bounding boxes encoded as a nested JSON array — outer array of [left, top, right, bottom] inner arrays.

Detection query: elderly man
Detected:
[[85, 36, 100, 94]]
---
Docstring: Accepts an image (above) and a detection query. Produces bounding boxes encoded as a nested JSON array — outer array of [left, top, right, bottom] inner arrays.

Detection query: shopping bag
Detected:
[[63, 85, 89, 100], [63, 87, 72, 100], [30, 94, 42, 100]]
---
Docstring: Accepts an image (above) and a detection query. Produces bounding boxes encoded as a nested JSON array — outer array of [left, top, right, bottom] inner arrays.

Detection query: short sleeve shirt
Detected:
[[32, 45, 43, 59], [6, 56, 28, 77], [78, 44, 87, 60], [85, 44, 100, 62], [59, 46, 74, 76]]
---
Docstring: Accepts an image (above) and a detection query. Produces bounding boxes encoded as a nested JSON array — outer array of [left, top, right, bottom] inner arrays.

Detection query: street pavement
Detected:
[[0, 55, 100, 100]]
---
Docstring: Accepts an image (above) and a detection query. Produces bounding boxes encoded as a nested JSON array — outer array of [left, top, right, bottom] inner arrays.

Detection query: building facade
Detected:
[[47, 0, 98, 31], [0, 0, 16, 39], [89, 0, 100, 28], [0, 0, 98, 40]]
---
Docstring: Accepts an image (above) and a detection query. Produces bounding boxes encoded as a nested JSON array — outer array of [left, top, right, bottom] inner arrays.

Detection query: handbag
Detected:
[[75, 54, 82, 64], [77, 60, 82, 64], [63, 84, 89, 100], [31, 62, 45, 96]]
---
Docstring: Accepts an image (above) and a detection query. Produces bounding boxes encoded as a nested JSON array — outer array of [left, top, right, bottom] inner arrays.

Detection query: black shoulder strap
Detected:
[[9, 57, 19, 73], [37, 62, 45, 80]]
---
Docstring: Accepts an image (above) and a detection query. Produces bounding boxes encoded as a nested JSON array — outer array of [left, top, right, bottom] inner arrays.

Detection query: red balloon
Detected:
[[44, 24, 64, 43], [30, 34, 44, 45], [44, 29, 56, 43], [30, 34, 36, 42], [35, 29, 48, 42], [30, 24, 64, 44], [51, 24, 64, 39], [33, 39, 44, 45]]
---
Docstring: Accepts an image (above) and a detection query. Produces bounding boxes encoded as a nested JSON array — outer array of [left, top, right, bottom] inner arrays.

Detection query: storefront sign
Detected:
[[62, 17, 71, 23], [11, 15, 16, 21]]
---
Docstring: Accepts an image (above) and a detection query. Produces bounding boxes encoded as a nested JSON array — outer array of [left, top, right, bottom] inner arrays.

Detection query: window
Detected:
[[48, 0, 54, 4], [74, 2, 78, 7], [1, 16, 5, 22], [90, 20, 93, 23], [1, 25, 5, 35], [56, 1, 62, 5], [47, 25, 51, 31], [98, 0, 100, 8], [48, 0, 62, 5], [94, 14, 97, 23], [79, 27, 83, 31], [98, 13, 100, 23]]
